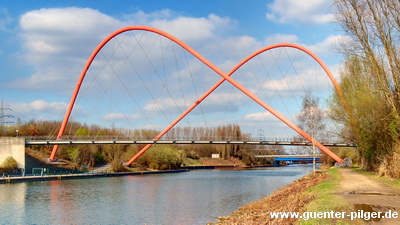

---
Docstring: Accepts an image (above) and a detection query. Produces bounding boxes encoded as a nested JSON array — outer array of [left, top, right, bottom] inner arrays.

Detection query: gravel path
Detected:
[[338, 168, 400, 225]]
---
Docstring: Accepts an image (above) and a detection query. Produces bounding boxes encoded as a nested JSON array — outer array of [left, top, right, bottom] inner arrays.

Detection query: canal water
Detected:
[[0, 164, 312, 224]]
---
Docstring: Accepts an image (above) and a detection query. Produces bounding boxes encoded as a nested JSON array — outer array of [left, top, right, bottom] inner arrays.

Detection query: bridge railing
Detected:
[[24, 137, 357, 148], [21, 135, 342, 143]]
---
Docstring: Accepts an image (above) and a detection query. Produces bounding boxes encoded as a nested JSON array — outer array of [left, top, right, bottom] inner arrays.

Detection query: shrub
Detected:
[[141, 146, 183, 170], [237, 150, 256, 166], [1, 156, 19, 170], [67, 147, 80, 163], [95, 151, 105, 164]]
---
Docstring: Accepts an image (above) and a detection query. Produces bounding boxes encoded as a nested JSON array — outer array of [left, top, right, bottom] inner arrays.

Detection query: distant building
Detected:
[[211, 154, 220, 159]]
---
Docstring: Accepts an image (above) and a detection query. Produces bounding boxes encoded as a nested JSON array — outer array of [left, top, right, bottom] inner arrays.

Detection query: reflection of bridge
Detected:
[[25, 139, 356, 147]]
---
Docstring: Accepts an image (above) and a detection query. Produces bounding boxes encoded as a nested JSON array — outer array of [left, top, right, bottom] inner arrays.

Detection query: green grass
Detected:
[[296, 168, 363, 225], [353, 167, 400, 190]]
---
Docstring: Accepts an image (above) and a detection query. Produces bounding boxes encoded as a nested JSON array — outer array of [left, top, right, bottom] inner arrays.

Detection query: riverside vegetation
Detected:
[[213, 167, 371, 225], [329, 0, 400, 178], [214, 2, 400, 223], [1, 0, 398, 179], [0, 156, 19, 174], [1, 120, 277, 171], [0, 1, 399, 224]]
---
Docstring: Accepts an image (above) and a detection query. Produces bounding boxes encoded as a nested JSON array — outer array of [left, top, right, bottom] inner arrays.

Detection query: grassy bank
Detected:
[[298, 168, 363, 225], [352, 167, 400, 190], [213, 171, 327, 225], [212, 168, 362, 225]]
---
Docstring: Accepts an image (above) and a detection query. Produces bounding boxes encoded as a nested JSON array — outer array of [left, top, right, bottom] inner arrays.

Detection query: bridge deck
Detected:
[[25, 139, 357, 147], [255, 155, 322, 158], [274, 157, 320, 161]]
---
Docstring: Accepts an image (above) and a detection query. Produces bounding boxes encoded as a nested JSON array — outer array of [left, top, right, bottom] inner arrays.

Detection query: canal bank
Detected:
[[213, 167, 400, 225], [212, 169, 329, 225], [1, 154, 281, 184], [0, 169, 189, 184]]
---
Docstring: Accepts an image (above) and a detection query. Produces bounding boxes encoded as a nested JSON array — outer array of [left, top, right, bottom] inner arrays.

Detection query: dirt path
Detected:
[[90, 164, 111, 173], [338, 168, 400, 225]]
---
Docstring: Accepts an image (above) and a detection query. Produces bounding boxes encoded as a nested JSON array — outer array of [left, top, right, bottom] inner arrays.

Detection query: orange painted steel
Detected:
[[50, 26, 345, 164], [126, 42, 347, 165]]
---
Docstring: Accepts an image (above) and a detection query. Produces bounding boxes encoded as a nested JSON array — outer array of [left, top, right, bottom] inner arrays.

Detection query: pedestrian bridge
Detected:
[[25, 139, 357, 147], [255, 155, 322, 158], [255, 155, 322, 162]]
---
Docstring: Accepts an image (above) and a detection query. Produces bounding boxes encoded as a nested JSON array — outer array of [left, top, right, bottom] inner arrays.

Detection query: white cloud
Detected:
[[8, 100, 69, 122], [10, 8, 241, 91], [11, 7, 125, 90], [305, 35, 351, 55], [142, 124, 166, 130], [149, 14, 232, 42], [264, 34, 299, 46], [143, 91, 247, 116], [5, 6, 343, 136], [121, 9, 175, 24], [12, 6, 339, 95], [103, 113, 140, 121], [122, 10, 234, 43], [19, 7, 123, 35], [11, 100, 67, 113], [207, 35, 261, 66], [261, 66, 334, 96], [266, 0, 334, 25], [244, 112, 274, 121], [5, 99, 88, 123], [143, 97, 193, 112]]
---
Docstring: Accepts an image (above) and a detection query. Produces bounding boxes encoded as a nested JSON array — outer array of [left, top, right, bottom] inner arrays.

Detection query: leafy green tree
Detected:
[[76, 128, 89, 136], [140, 145, 183, 170], [67, 147, 80, 163], [332, 0, 400, 177], [329, 56, 393, 171]]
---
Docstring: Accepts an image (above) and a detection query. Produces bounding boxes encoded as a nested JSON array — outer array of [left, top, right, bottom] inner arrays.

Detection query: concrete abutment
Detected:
[[0, 137, 25, 169]]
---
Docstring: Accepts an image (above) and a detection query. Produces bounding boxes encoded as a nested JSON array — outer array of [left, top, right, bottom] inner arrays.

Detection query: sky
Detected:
[[0, 0, 349, 139]]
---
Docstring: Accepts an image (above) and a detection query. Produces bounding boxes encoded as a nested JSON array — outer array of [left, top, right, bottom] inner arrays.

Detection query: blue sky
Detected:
[[0, 0, 349, 138]]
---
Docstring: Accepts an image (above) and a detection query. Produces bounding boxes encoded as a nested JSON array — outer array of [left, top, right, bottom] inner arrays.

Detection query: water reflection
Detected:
[[0, 164, 312, 224], [0, 182, 26, 224]]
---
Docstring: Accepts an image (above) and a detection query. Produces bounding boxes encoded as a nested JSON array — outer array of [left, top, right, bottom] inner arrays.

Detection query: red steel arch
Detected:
[[50, 26, 346, 164], [125, 42, 348, 165]]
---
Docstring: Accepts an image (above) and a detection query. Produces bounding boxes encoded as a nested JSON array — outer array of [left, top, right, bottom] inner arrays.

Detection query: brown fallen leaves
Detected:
[[212, 171, 327, 225]]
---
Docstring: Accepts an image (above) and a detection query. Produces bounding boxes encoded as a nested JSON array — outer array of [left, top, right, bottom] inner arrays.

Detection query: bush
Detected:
[[1, 156, 19, 171], [321, 147, 359, 166], [141, 146, 183, 170], [95, 151, 105, 164], [236, 150, 256, 166], [67, 147, 80, 163]]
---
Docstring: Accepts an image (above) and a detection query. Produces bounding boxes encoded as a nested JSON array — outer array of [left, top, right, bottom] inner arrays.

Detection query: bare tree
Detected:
[[333, 0, 400, 177], [297, 92, 327, 141], [335, 0, 400, 122], [296, 92, 327, 156]]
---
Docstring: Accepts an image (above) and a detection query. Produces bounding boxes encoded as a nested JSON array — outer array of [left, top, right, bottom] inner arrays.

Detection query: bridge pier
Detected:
[[0, 137, 25, 169]]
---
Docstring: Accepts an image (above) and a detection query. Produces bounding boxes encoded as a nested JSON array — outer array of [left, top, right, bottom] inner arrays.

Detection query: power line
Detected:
[[0, 100, 14, 133]]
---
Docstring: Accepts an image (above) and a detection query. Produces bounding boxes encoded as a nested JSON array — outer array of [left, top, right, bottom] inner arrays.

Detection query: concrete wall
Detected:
[[0, 137, 25, 169]]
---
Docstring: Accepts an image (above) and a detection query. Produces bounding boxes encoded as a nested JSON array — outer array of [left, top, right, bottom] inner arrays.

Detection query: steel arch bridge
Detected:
[[49, 26, 349, 165]]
